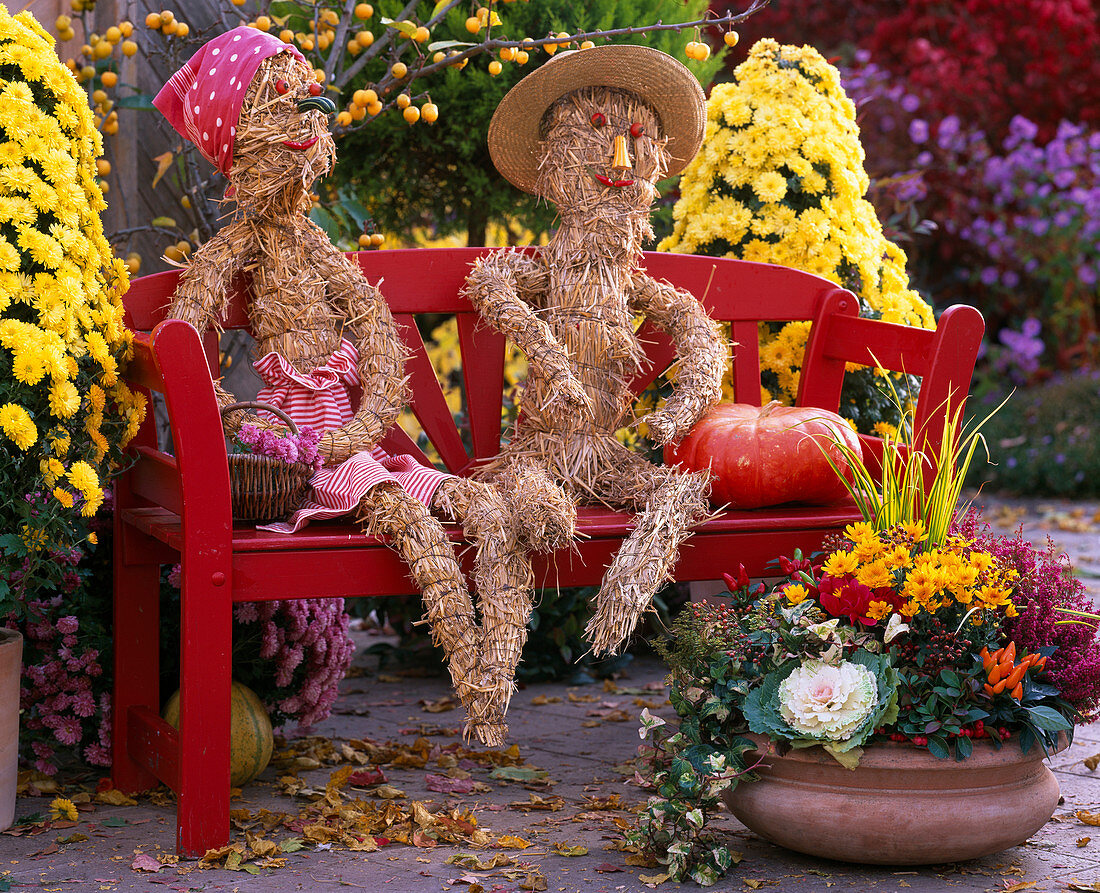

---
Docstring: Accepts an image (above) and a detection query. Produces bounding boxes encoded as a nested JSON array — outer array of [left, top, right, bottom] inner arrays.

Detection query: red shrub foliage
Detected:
[[715, 0, 1100, 142]]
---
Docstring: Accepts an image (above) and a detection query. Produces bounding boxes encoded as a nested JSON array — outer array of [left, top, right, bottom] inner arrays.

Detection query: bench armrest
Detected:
[[798, 290, 985, 483]]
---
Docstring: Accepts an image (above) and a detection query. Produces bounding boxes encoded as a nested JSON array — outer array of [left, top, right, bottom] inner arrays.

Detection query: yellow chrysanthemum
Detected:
[[784, 583, 809, 605], [659, 38, 934, 424], [0, 401, 37, 449], [48, 797, 78, 821], [866, 600, 893, 622], [52, 486, 73, 509], [855, 560, 893, 590], [67, 459, 99, 499], [48, 379, 80, 418], [822, 550, 859, 577]]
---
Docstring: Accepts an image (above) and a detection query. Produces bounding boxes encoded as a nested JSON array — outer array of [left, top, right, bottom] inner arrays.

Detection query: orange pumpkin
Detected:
[[664, 401, 862, 509]]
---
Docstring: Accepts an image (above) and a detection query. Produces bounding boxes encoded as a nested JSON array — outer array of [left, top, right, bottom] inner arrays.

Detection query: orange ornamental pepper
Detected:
[[1003, 641, 1016, 664], [992, 678, 1008, 695], [983, 683, 995, 696], [1004, 663, 1028, 690], [1035, 655, 1048, 672], [982, 652, 995, 672], [1024, 653, 1040, 667], [991, 647, 1005, 662], [988, 663, 1004, 685], [1011, 683, 1023, 700]]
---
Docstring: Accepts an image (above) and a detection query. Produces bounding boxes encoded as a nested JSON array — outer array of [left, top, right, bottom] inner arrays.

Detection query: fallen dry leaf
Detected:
[[1001, 882, 1037, 893], [510, 793, 564, 812], [420, 696, 458, 713], [130, 853, 162, 873], [531, 695, 562, 705], [1076, 810, 1100, 826], [496, 834, 533, 849], [553, 844, 588, 856], [519, 872, 547, 891], [426, 773, 476, 795], [347, 768, 387, 787], [639, 872, 670, 887], [1077, 837, 1091, 847], [1084, 752, 1100, 771], [371, 784, 407, 800], [95, 789, 137, 807]]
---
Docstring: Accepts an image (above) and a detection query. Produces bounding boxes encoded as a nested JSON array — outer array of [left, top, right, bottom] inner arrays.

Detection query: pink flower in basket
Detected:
[[233, 422, 323, 471]]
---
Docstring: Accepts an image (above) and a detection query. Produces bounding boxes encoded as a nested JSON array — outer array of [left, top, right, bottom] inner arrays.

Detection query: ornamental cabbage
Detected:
[[778, 659, 877, 740], [743, 649, 898, 767]]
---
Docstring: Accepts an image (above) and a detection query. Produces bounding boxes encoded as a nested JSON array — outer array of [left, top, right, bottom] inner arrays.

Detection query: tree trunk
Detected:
[[466, 204, 488, 248]]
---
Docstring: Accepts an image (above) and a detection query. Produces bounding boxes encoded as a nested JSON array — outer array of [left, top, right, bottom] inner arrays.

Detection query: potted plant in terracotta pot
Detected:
[[0, 9, 145, 828], [631, 397, 1100, 884]]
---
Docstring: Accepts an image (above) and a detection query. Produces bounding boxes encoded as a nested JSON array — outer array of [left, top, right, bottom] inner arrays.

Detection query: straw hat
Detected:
[[487, 44, 706, 195]]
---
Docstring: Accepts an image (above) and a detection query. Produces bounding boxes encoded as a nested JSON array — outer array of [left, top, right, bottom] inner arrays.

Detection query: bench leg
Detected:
[[176, 572, 232, 856], [112, 556, 161, 793]]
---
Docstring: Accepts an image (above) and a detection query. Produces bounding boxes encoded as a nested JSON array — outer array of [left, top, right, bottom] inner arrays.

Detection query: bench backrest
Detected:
[[122, 247, 984, 477]]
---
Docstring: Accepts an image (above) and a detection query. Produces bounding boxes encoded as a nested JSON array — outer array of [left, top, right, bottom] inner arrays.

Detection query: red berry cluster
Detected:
[[887, 720, 1011, 747], [891, 614, 973, 677]]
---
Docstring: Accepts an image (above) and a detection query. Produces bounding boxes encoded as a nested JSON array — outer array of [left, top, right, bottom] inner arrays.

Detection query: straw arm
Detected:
[[463, 250, 594, 419], [629, 273, 727, 444], [314, 232, 412, 462], [165, 232, 263, 437]]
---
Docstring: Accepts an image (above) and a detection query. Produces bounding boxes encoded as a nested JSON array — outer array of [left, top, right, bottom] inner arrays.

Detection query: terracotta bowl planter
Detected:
[[723, 732, 1064, 865], [0, 628, 22, 833]]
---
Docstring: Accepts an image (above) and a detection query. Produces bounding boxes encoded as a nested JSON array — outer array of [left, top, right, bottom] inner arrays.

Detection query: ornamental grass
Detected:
[[0, 9, 145, 612]]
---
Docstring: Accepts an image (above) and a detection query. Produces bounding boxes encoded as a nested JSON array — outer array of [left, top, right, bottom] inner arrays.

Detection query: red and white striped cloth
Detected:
[[252, 339, 449, 534]]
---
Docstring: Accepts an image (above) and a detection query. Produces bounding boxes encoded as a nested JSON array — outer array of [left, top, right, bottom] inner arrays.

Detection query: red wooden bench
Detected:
[[111, 247, 984, 855]]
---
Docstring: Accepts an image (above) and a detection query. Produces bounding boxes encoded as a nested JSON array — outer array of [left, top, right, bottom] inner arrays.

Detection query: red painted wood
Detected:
[[151, 320, 234, 855], [126, 706, 180, 791], [394, 312, 472, 473], [114, 248, 984, 855], [128, 446, 182, 514], [456, 312, 506, 467]]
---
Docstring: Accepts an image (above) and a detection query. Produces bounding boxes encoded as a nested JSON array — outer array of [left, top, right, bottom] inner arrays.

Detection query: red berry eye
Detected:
[[590, 112, 605, 128], [308, 81, 322, 96], [274, 79, 289, 95], [630, 122, 645, 138]]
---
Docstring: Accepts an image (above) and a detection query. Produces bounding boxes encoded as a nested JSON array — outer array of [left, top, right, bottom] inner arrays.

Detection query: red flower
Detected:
[[816, 574, 877, 625]]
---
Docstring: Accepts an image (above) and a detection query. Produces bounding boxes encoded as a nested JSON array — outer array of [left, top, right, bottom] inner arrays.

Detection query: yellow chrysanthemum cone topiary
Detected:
[[0, 9, 145, 604], [659, 39, 934, 433]]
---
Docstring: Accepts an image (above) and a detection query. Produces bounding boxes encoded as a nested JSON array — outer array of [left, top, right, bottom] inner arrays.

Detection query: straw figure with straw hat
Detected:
[[155, 26, 574, 746], [465, 44, 728, 656]]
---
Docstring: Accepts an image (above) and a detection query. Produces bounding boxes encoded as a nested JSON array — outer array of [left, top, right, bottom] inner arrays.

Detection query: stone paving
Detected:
[[1, 495, 1099, 893]]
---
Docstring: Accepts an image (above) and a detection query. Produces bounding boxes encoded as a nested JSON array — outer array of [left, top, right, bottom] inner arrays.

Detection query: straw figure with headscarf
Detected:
[[465, 45, 728, 656], [154, 26, 573, 746]]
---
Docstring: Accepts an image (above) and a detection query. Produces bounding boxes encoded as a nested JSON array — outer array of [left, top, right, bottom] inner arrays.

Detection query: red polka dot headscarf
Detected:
[[153, 25, 306, 175]]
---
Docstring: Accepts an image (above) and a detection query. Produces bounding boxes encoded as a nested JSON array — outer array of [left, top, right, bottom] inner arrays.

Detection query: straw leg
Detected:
[[434, 469, 567, 747], [585, 467, 712, 656], [356, 483, 488, 743]]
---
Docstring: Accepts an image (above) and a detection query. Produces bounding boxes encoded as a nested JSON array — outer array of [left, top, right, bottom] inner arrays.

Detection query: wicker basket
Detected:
[[223, 401, 314, 522]]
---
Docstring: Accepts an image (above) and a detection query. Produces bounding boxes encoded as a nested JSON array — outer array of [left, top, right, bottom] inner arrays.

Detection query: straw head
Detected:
[[488, 44, 706, 195]]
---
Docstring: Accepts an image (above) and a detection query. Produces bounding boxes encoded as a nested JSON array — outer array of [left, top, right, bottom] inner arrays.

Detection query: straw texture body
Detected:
[[467, 84, 728, 655], [163, 51, 550, 745]]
